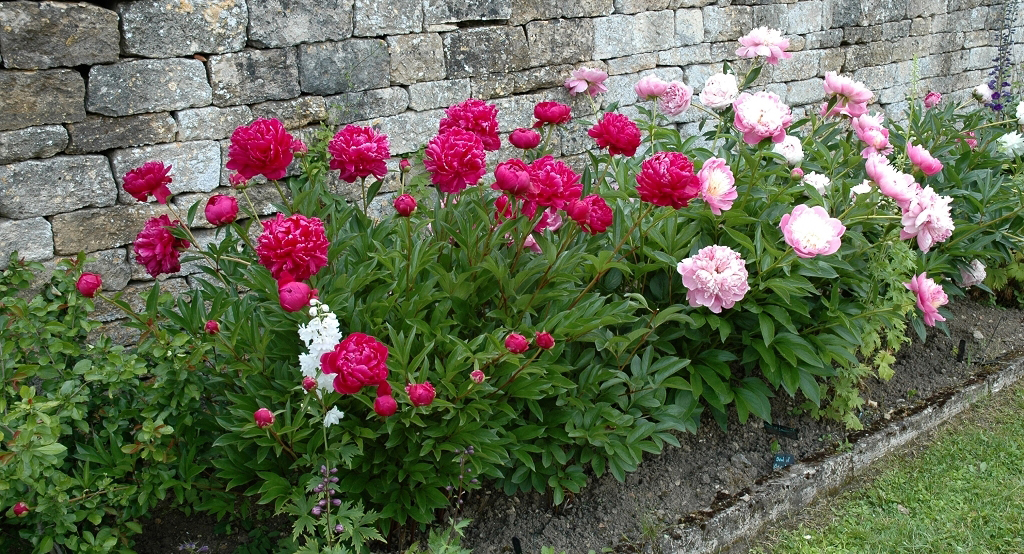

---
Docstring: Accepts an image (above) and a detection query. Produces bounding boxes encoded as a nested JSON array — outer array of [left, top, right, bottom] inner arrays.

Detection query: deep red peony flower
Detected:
[[256, 213, 329, 282], [254, 408, 275, 428], [320, 332, 390, 394], [534, 331, 555, 350], [205, 194, 238, 225], [493, 158, 534, 197], [406, 382, 436, 407], [528, 156, 582, 211], [123, 161, 173, 204], [76, 273, 102, 297], [588, 113, 642, 157], [226, 118, 300, 181], [374, 395, 398, 417], [439, 98, 501, 151], [566, 194, 614, 234], [134, 214, 190, 277], [505, 332, 530, 354], [278, 280, 315, 312], [204, 320, 220, 334], [328, 125, 391, 183], [533, 102, 572, 126], [635, 151, 702, 208], [423, 128, 487, 194], [393, 193, 417, 217]]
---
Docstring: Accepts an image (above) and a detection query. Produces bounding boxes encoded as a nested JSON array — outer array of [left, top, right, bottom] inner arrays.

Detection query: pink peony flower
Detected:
[[76, 273, 102, 298], [505, 333, 530, 354], [960, 130, 979, 150], [204, 320, 219, 334], [123, 161, 173, 204], [374, 395, 398, 417], [635, 151, 702, 209], [205, 194, 239, 225], [973, 83, 994, 103], [278, 280, 315, 312], [470, 369, 486, 384], [565, 66, 608, 97], [134, 215, 190, 277], [254, 408, 275, 429], [658, 81, 694, 116], [736, 27, 791, 65], [534, 331, 555, 350], [509, 128, 542, 149], [328, 125, 391, 183], [494, 159, 534, 197], [821, 71, 873, 118], [865, 154, 920, 210], [906, 141, 943, 176], [924, 91, 942, 109], [423, 128, 487, 194], [699, 73, 739, 110], [899, 186, 954, 252], [635, 74, 670, 100], [406, 382, 436, 407], [530, 205, 563, 233], [302, 376, 317, 391], [697, 157, 737, 215], [780, 204, 846, 258], [226, 118, 300, 181], [772, 135, 804, 165], [321, 332, 390, 394], [790, 167, 804, 179], [256, 213, 329, 282], [528, 156, 582, 210], [851, 112, 893, 157], [588, 113, 642, 157], [439, 98, 501, 151], [733, 92, 793, 145], [960, 259, 986, 288], [676, 245, 750, 313], [13, 502, 29, 517], [393, 194, 417, 217], [400, 159, 411, 172], [566, 194, 614, 234], [905, 273, 948, 326], [534, 102, 572, 126]]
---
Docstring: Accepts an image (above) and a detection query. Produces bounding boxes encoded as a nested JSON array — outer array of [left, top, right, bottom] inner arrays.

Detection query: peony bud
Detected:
[[204, 320, 220, 335], [509, 128, 542, 149], [534, 331, 555, 350], [13, 502, 29, 517], [406, 382, 436, 407], [76, 273, 102, 298], [399, 159, 411, 172], [504, 333, 529, 354], [373, 395, 398, 417], [393, 194, 417, 217], [790, 167, 804, 179], [205, 194, 239, 225], [469, 369, 485, 384], [302, 376, 317, 391], [229, 173, 249, 187], [254, 407, 274, 428], [278, 281, 314, 312], [923, 91, 941, 109], [376, 382, 392, 397], [493, 159, 533, 197]]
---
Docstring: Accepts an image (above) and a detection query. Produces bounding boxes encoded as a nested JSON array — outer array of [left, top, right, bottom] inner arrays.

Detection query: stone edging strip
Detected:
[[660, 355, 1024, 554]]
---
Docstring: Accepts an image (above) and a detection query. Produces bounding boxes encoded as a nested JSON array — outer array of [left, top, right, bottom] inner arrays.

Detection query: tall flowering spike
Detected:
[[899, 186, 954, 253], [780, 205, 846, 258], [565, 66, 608, 97], [533, 102, 572, 126], [821, 72, 873, 118], [439, 98, 501, 151], [320, 332, 389, 394], [423, 128, 487, 194], [123, 161, 173, 204], [852, 113, 892, 158], [676, 245, 750, 313], [658, 81, 693, 116], [328, 125, 391, 183], [588, 113, 642, 157], [905, 273, 948, 327], [256, 213, 329, 282], [735, 27, 791, 65], [134, 214, 190, 277], [697, 158, 737, 216], [733, 92, 793, 145], [906, 142, 943, 176], [635, 151, 702, 209], [528, 156, 582, 210], [566, 194, 613, 235], [226, 118, 299, 181], [699, 73, 739, 110]]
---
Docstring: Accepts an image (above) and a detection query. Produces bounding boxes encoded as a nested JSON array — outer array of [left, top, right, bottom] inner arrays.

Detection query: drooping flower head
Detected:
[[134, 214, 190, 277], [905, 273, 948, 327], [205, 194, 239, 225], [588, 113, 642, 157], [736, 27, 791, 65], [76, 273, 102, 298], [406, 382, 436, 407], [439, 98, 501, 151], [906, 141, 943, 176], [636, 151, 702, 209], [566, 194, 613, 235], [509, 128, 542, 149], [328, 125, 391, 183], [676, 245, 750, 313], [256, 213, 329, 282], [226, 118, 301, 181], [565, 66, 608, 97], [960, 259, 986, 288], [733, 91, 793, 145], [924, 91, 942, 109], [697, 157, 737, 215], [699, 73, 739, 110], [634, 74, 670, 101], [658, 81, 693, 116], [780, 204, 846, 258], [123, 161, 173, 204], [321, 332, 390, 394], [899, 186, 954, 253], [533, 102, 572, 126], [851, 112, 893, 157], [771, 135, 804, 165], [528, 156, 582, 210], [323, 406, 345, 427], [423, 128, 487, 194], [821, 72, 873, 118]]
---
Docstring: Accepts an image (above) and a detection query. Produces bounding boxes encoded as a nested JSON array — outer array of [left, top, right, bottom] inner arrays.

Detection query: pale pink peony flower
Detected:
[[959, 259, 986, 288], [735, 27, 792, 65], [699, 73, 739, 110], [906, 141, 943, 176], [697, 157, 737, 215], [658, 81, 693, 116], [973, 83, 994, 103], [801, 172, 831, 195], [960, 130, 979, 150], [851, 112, 893, 157], [771, 135, 804, 165], [780, 204, 846, 258], [677, 245, 750, 313], [899, 186, 954, 253], [733, 92, 793, 145], [634, 74, 670, 100], [565, 67, 608, 97], [924, 91, 942, 109], [865, 154, 920, 210], [905, 273, 948, 327], [821, 71, 873, 118]]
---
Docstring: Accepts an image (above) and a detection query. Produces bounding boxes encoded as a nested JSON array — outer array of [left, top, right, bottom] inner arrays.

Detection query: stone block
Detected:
[[786, 78, 825, 106], [0, 217, 53, 269], [908, 0, 948, 18], [843, 24, 883, 44], [614, 0, 672, 14], [556, 119, 596, 156], [526, 18, 595, 67], [326, 87, 411, 124], [512, 64, 575, 94], [0, 156, 116, 218], [298, 39, 390, 95], [605, 53, 657, 75], [65, 113, 177, 154], [701, 6, 753, 42], [805, 29, 843, 49], [406, 80, 471, 112], [175, 106, 254, 141], [491, 92, 548, 132], [675, 8, 704, 45], [763, 49, 822, 83], [30, 248, 132, 292], [355, 109, 446, 155], [251, 96, 328, 128], [784, 1, 824, 34], [248, 0, 353, 47], [209, 48, 301, 106], [354, 0, 422, 36], [752, 4, 787, 29], [861, 0, 907, 25], [0, 125, 67, 165], [443, 26, 530, 78], [0, 69, 84, 131], [470, 73, 518, 100], [50, 203, 173, 255], [87, 59, 212, 117], [593, 11, 677, 59], [110, 141, 221, 201], [658, 44, 713, 66], [118, 0, 247, 58], [0, 2, 118, 69], [852, 64, 895, 91], [387, 33, 446, 85], [843, 42, 893, 72], [820, 47, 845, 73], [966, 46, 998, 70], [826, 0, 862, 27], [424, 0, 511, 24], [509, 0, 613, 25]]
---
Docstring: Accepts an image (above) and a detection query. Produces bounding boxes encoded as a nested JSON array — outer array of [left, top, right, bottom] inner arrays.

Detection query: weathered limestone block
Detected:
[[387, 33, 446, 84], [786, 78, 826, 106], [614, 0, 673, 15], [752, 4, 787, 29], [443, 26, 530, 78], [658, 44, 713, 66], [490, 91, 549, 132], [509, 0, 613, 25], [248, 0, 353, 47], [65, 113, 177, 154], [763, 50, 822, 83], [861, 0, 907, 25], [118, 0, 248, 58], [110, 141, 221, 201], [784, 1, 824, 34], [701, 6, 752, 42], [209, 48, 301, 106], [966, 46, 999, 70], [30, 248, 131, 292], [593, 11, 677, 59], [0, 217, 53, 269], [355, 109, 446, 154], [0, 125, 67, 165], [675, 8, 704, 45], [251, 96, 328, 128], [843, 42, 894, 72], [470, 73, 517, 100], [406, 80, 470, 111], [805, 29, 843, 49], [0, 156, 116, 218], [605, 53, 657, 75], [824, 0, 862, 27], [50, 203, 173, 255], [175, 106, 253, 141], [424, 0, 511, 24], [526, 18, 595, 66], [0, 69, 84, 131], [326, 87, 411, 123], [354, 0, 422, 36], [0, 2, 119, 69], [298, 39, 390, 95], [908, 0, 949, 18], [87, 59, 212, 117]]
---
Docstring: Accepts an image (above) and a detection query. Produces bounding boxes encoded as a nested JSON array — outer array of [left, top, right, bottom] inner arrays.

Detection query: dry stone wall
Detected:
[[1, 0, 1022, 308]]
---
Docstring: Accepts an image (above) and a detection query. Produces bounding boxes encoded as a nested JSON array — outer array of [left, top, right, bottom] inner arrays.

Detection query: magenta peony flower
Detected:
[[256, 213, 329, 282], [736, 27, 791, 65], [76, 273, 102, 298], [924, 91, 942, 109], [377, 382, 392, 397], [906, 141, 943, 176], [505, 333, 530, 354], [374, 395, 398, 417], [899, 186, 954, 253], [134, 215, 190, 277], [635, 74, 670, 101], [321, 332, 390, 394], [528, 156, 582, 210], [588, 112, 642, 157], [205, 194, 238, 226], [821, 71, 873, 118], [204, 320, 220, 334], [254, 408, 275, 429], [302, 376, 317, 391], [439, 98, 501, 151], [865, 154, 920, 210], [509, 128, 542, 149], [565, 66, 608, 97], [733, 92, 793, 145], [905, 272, 948, 326], [405, 382, 436, 407], [697, 157, 737, 215], [226, 118, 300, 181], [699, 73, 739, 110], [229, 172, 248, 187], [780, 204, 846, 258], [328, 125, 391, 183], [852, 112, 893, 158], [393, 194, 417, 217], [959, 259, 986, 288], [533, 102, 573, 126], [123, 161, 173, 204], [278, 280, 315, 312], [534, 331, 555, 350], [423, 128, 487, 194], [676, 245, 750, 313], [566, 194, 613, 235], [635, 151, 702, 209], [494, 159, 534, 197], [658, 81, 693, 116], [470, 369, 486, 384]]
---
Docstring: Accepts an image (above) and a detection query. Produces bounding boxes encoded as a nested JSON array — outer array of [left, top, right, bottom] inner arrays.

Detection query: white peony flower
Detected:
[[323, 406, 345, 427], [997, 131, 1024, 158], [960, 259, 987, 288], [973, 83, 994, 103], [1016, 102, 1024, 125], [772, 135, 804, 165], [850, 180, 873, 199], [801, 172, 831, 195]]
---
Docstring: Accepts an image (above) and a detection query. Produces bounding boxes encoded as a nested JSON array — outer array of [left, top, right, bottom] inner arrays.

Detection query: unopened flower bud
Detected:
[[470, 370, 485, 384], [400, 159, 411, 172], [335, 524, 345, 533], [253, 407, 274, 429], [204, 320, 220, 335], [311, 506, 322, 516], [332, 499, 341, 506], [790, 167, 804, 179], [319, 499, 328, 507], [13, 502, 29, 517], [330, 477, 338, 483], [302, 376, 317, 392]]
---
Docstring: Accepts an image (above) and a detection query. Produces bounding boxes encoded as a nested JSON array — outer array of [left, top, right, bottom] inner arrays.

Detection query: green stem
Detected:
[[568, 204, 657, 310]]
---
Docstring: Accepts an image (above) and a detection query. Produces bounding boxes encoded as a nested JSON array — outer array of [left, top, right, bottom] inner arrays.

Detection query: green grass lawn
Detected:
[[752, 382, 1024, 554]]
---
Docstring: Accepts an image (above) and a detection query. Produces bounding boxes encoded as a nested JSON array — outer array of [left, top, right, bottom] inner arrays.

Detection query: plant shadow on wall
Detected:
[[3, 26, 1024, 554]]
